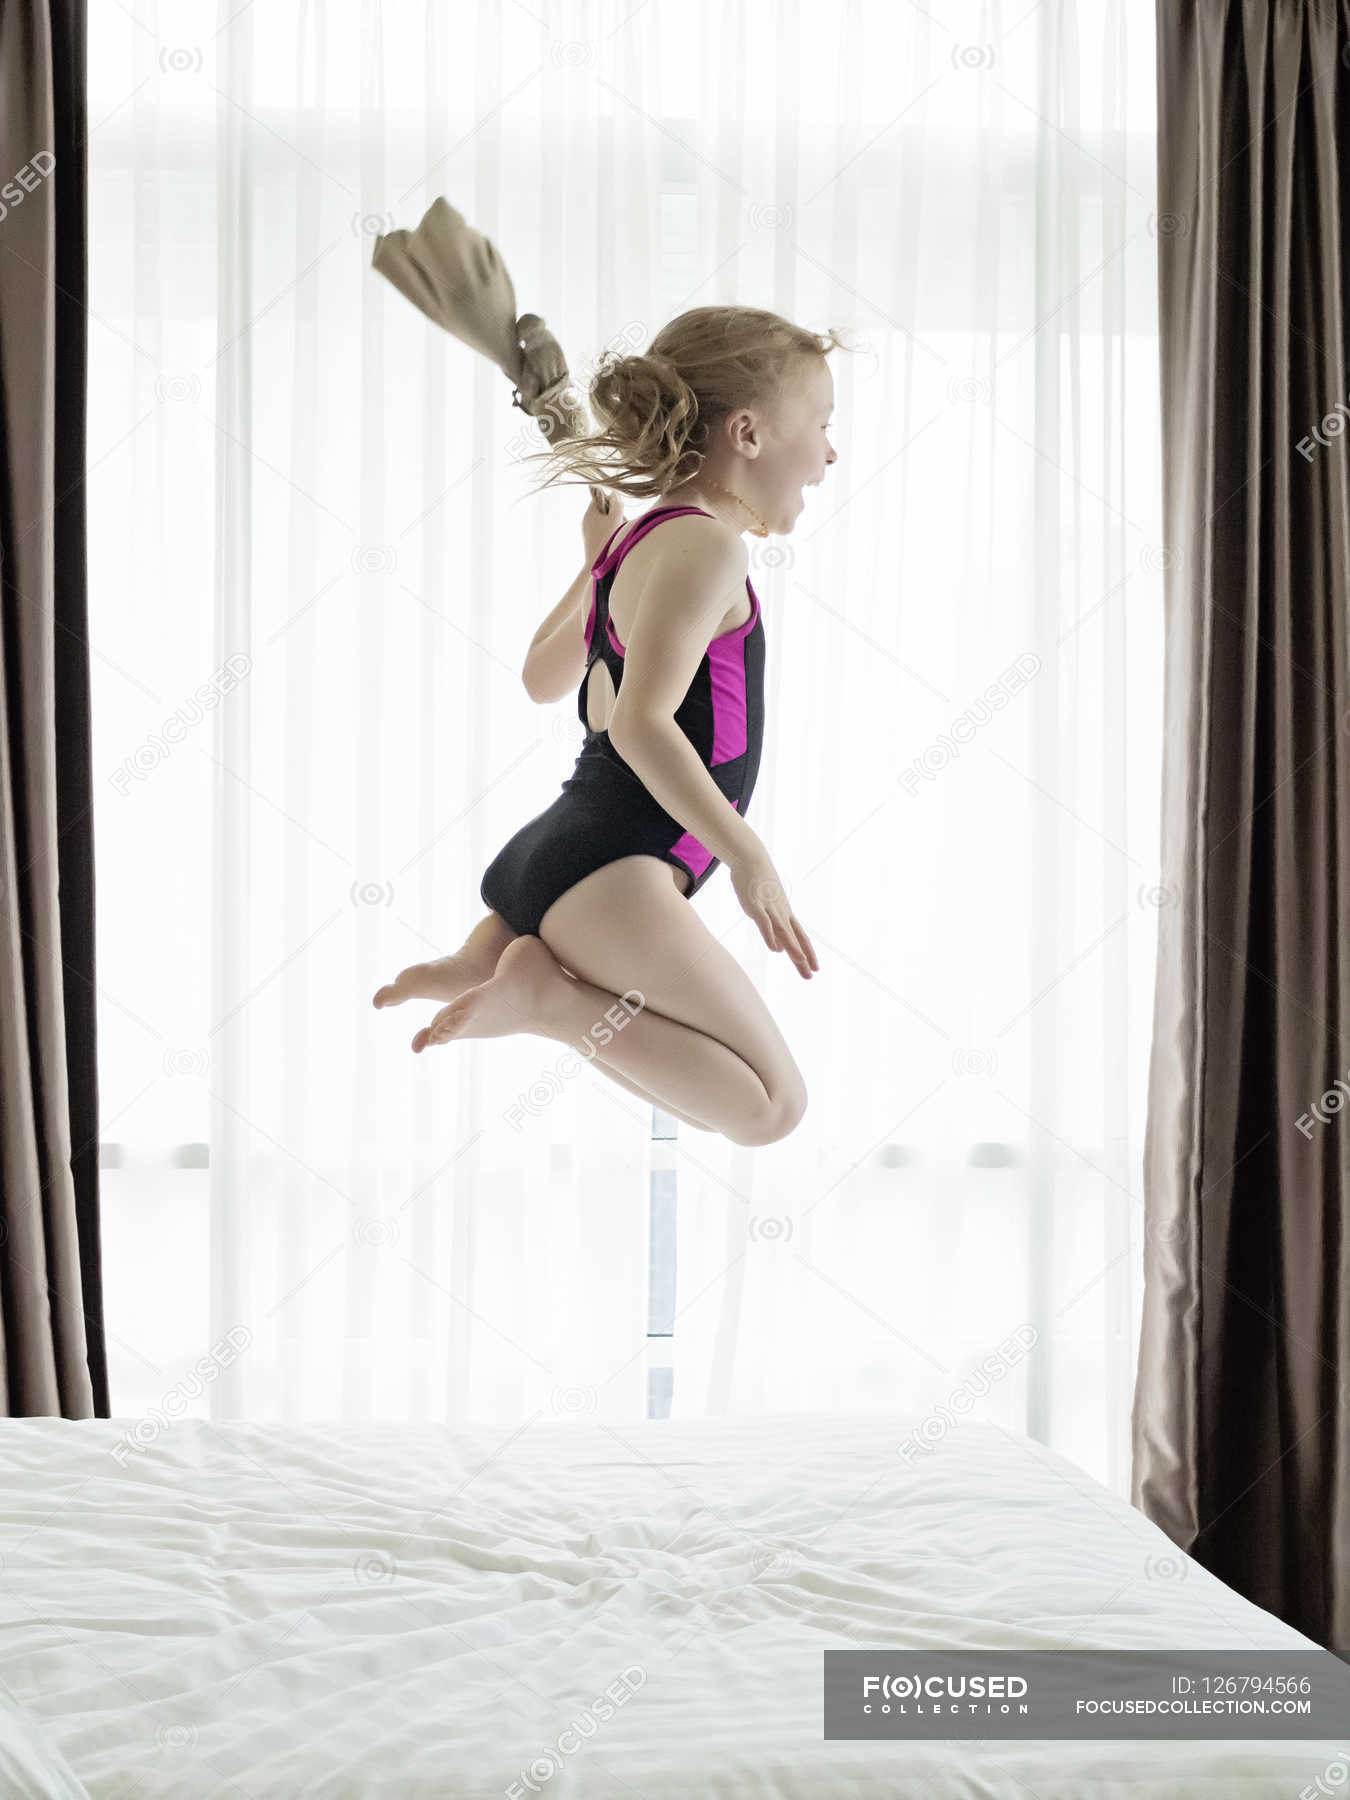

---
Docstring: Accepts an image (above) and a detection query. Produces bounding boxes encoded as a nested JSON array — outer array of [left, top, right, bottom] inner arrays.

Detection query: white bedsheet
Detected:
[[0, 1410, 1341, 1797]]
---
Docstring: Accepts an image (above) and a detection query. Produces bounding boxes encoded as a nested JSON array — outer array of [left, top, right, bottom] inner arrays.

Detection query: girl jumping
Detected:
[[373, 306, 842, 1145]]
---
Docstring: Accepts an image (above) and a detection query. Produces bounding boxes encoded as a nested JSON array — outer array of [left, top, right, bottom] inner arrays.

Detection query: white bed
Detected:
[[0, 1410, 1341, 1797]]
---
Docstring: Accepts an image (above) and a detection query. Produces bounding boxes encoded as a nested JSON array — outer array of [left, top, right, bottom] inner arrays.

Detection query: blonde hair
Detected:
[[522, 305, 853, 501]]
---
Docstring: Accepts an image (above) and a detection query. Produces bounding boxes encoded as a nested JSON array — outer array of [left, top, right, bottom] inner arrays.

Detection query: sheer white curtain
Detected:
[[89, 0, 1161, 1492]]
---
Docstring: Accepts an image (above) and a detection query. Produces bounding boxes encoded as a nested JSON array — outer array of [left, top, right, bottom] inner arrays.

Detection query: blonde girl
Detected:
[[374, 305, 843, 1145]]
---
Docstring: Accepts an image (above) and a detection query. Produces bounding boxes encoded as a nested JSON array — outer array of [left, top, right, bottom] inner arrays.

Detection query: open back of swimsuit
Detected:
[[480, 504, 765, 938]]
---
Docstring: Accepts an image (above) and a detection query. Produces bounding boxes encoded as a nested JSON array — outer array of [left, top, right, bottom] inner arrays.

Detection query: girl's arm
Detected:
[[521, 561, 591, 703], [609, 516, 819, 979], [521, 494, 626, 704]]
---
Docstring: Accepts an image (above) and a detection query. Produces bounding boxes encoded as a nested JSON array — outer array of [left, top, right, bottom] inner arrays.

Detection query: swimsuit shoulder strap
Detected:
[[591, 504, 715, 582], [585, 513, 630, 650], [587, 504, 717, 655]]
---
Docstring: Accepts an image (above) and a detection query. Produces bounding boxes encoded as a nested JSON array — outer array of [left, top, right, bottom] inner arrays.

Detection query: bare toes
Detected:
[[412, 996, 464, 1053]]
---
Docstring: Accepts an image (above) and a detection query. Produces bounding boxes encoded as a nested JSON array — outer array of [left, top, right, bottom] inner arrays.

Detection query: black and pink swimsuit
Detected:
[[480, 504, 765, 938]]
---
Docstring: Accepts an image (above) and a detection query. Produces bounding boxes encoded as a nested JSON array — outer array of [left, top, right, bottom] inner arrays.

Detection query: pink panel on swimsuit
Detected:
[[669, 798, 740, 881], [708, 584, 760, 765], [603, 582, 759, 771]]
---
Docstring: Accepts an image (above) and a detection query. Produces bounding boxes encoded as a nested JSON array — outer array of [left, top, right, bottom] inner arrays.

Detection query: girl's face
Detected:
[[748, 357, 838, 534]]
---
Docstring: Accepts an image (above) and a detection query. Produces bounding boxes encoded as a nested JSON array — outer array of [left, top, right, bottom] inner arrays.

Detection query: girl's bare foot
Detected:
[[374, 951, 489, 1010], [373, 913, 515, 1009], [411, 936, 565, 1053]]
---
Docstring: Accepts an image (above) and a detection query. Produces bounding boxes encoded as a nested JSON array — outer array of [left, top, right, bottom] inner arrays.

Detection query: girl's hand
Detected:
[[729, 847, 819, 979], [582, 489, 624, 566]]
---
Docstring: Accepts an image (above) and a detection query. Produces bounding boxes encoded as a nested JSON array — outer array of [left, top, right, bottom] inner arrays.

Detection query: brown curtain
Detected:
[[1137, 0, 1350, 1655], [0, 0, 106, 1417]]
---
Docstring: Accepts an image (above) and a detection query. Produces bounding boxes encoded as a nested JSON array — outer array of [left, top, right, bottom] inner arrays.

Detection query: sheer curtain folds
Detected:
[[89, 1, 1162, 1490]]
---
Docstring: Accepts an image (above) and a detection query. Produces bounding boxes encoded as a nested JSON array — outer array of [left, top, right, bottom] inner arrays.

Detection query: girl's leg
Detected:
[[564, 1049, 719, 1133], [415, 856, 808, 1147], [552, 966, 718, 1131], [373, 909, 515, 1008], [379, 905, 713, 1127]]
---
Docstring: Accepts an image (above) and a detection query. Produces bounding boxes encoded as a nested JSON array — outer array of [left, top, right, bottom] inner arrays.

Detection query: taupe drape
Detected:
[[1137, 0, 1350, 1655], [0, 0, 106, 1417]]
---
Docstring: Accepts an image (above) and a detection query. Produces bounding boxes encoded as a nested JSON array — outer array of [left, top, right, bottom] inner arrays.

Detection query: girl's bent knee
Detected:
[[733, 1080, 808, 1147]]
